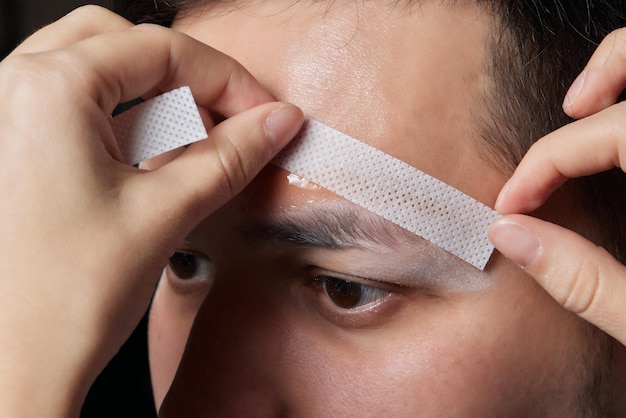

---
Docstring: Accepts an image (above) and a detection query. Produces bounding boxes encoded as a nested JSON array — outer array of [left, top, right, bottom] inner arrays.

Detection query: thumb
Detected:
[[129, 102, 303, 237], [489, 214, 626, 346]]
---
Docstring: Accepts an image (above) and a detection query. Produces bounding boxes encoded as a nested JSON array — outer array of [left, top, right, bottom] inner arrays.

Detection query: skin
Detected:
[[2, 3, 626, 418], [148, 1, 605, 415], [0, 6, 303, 417]]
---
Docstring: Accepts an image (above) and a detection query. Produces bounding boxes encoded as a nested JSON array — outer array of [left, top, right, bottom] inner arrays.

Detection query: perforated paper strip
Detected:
[[111, 86, 207, 165], [272, 120, 500, 270], [110, 88, 498, 270]]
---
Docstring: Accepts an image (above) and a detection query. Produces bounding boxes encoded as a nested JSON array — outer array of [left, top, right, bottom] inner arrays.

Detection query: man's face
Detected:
[[150, 1, 596, 415]]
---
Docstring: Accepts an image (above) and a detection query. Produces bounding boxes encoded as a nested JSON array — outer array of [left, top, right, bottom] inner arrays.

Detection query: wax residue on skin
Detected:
[[287, 173, 321, 190]]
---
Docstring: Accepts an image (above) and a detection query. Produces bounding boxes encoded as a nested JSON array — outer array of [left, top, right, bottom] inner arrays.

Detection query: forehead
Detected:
[[174, 0, 503, 205]]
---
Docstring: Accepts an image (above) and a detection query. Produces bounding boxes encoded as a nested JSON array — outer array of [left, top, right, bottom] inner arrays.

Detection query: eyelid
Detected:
[[306, 267, 396, 308], [315, 275, 391, 311], [303, 274, 401, 329], [300, 244, 482, 295], [306, 266, 407, 294], [166, 248, 214, 294]]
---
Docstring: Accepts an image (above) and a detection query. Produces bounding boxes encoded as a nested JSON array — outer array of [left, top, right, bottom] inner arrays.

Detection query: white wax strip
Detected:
[[110, 89, 497, 269], [111, 86, 207, 165], [272, 120, 500, 270]]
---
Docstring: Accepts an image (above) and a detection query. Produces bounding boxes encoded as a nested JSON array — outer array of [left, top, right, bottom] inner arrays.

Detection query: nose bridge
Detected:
[[159, 268, 288, 416]]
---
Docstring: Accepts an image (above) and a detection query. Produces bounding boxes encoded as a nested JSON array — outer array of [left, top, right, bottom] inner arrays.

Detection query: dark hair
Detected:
[[113, 0, 626, 262], [476, 0, 626, 267], [113, 0, 192, 26]]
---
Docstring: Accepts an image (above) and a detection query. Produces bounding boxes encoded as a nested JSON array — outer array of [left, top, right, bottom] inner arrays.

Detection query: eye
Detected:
[[166, 250, 214, 293], [316, 275, 390, 309]]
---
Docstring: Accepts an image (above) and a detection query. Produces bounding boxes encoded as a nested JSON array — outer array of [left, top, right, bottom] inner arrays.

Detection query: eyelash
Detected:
[[304, 270, 405, 328], [165, 249, 215, 294], [311, 275, 390, 310], [165, 248, 403, 327]]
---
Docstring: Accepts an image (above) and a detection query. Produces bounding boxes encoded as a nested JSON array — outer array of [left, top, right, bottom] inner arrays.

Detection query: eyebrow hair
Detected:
[[239, 201, 491, 291], [240, 203, 422, 249]]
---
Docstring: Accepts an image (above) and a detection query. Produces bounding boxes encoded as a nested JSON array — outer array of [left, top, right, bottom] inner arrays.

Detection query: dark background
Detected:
[[1, 1, 158, 416], [1, 1, 108, 57]]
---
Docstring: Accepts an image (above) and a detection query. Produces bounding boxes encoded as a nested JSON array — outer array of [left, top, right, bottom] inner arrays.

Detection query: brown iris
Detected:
[[323, 277, 363, 308], [169, 251, 199, 280]]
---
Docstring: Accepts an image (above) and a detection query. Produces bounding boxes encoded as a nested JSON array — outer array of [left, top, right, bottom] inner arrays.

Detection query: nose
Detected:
[[157, 273, 289, 417]]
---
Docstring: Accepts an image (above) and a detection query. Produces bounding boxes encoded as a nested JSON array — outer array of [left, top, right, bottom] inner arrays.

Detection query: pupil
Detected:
[[325, 278, 362, 308], [170, 252, 197, 279]]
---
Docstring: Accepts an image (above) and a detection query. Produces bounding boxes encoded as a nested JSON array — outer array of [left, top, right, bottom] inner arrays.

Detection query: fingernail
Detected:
[[488, 220, 541, 268], [264, 104, 303, 151], [564, 70, 586, 110]]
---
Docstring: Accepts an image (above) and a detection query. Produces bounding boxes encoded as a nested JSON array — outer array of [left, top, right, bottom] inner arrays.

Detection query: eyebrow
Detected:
[[240, 203, 421, 249], [239, 202, 491, 291]]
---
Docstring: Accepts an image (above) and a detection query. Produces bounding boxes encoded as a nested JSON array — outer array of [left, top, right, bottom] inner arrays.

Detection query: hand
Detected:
[[488, 28, 626, 346], [0, 6, 303, 417]]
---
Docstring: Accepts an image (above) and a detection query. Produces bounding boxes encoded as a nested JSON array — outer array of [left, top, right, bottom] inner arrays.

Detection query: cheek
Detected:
[[273, 319, 505, 415], [276, 280, 585, 415], [148, 274, 206, 410], [155, 247, 588, 416]]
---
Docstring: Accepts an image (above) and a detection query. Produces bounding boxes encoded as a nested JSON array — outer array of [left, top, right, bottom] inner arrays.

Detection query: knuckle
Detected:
[[606, 103, 626, 135], [559, 253, 602, 316], [61, 5, 126, 38], [214, 133, 249, 199], [46, 49, 110, 104], [131, 22, 171, 37], [0, 52, 90, 117], [65, 4, 114, 21], [128, 24, 173, 61], [602, 103, 626, 169], [172, 126, 268, 222], [603, 29, 626, 60], [0, 55, 60, 102], [164, 138, 249, 224]]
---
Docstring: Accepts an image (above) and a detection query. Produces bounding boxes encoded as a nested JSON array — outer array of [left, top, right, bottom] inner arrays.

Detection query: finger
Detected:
[[564, 28, 626, 118], [9, 6, 132, 56], [495, 103, 626, 214], [52, 23, 275, 116], [489, 214, 626, 346], [128, 102, 304, 240]]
